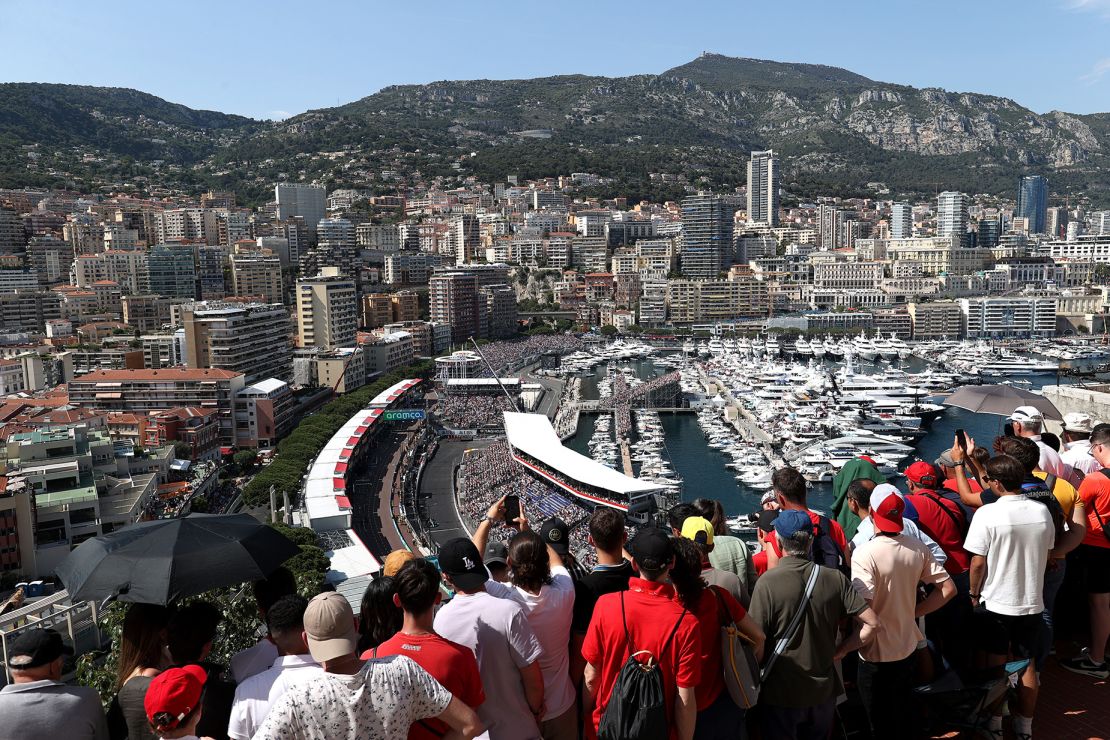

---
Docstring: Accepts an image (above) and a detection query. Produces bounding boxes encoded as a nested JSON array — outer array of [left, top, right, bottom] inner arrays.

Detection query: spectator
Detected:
[[230, 567, 296, 683], [831, 457, 887, 541], [965, 454, 1055, 740], [582, 528, 701, 740], [848, 481, 946, 568], [901, 462, 969, 578], [678, 516, 748, 607], [374, 558, 486, 740], [538, 517, 589, 582], [1063, 422, 1110, 679], [485, 542, 511, 583], [0, 628, 108, 740], [144, 665, 211, 740], [227, 595, 321, 740], [357, 576, 403, 654], [433, 537, 545, 740], [692, 497, 756, 592], [934, 450, 982, 503], [1008, 406, 1073, 484], [851, 486, 954, 738], [1061, 413, 1099, 477], [750, 510, 779, 578], [383, 549, 416, 577], [167, 602, 234, 740], [474, 499, 577, 740], [670, 537, 765, 740], [110, 603, 172, 740], [749, 510, 879, 740], [1040, 432, 1062, 453], [766, 467, 850, 571], [254, 591, 482, 740]]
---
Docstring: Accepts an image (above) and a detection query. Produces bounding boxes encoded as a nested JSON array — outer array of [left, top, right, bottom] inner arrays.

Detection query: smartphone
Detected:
[[955, 429, 967, 451], [504, 495, 520, 524]]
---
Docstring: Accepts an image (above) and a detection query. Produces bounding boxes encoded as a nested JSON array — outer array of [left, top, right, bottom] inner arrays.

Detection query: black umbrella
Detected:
[[55, 514, 301, 605]]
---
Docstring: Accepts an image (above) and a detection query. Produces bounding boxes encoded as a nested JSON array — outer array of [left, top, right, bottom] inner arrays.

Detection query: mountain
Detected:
[[3, 56, 1110, 204]]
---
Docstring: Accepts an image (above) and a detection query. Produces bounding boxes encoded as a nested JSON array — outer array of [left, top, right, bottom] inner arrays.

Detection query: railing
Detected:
[[0, 589, 104, 684]]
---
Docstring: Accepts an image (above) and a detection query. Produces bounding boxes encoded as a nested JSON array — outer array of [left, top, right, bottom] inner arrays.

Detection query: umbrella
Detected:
[[55, 513, 301, 605], [942, 384, 1062, 421]]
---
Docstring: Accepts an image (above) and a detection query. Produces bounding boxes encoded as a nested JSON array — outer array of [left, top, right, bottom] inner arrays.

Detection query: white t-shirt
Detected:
[[485, 565, 577, 720], [230, 638, 279, 684], [1033, 437, 1072, 483], [1061, 440, 1100, 477], [252, 655, 452, 740], [852, 516, 947, 567], [963, 495, 1055, 616], [434, 589, 543, 740], [227, 653, 322, 740]]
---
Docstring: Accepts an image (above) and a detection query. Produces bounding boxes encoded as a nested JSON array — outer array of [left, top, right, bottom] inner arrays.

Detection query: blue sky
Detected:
[[3, 0, 1110, 120]]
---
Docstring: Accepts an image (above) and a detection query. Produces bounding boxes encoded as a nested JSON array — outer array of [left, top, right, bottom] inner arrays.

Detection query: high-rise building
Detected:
[[817, 205, 846, 249], [296, 268, 358, 349], [0, 208, 27, 257], [196, 245, 227, 300], [316, 217, 355, 247], [977, 216, 1002, 248], [1016, 176, 1048, 235], [230, 253, 283, 303], [936, 192, 969, 245], [891, 203, 913, 239], [746, 150, 780, 226], [274, 183, 326, 241], [480, 284, 519, 339], [148, 244, 198, 298], [182, 301, 293, 383], [430, 271, 481, 344], [451, 214, 481, 265], [1046, 207, 1068, 240], [679, 193, 734, 278]]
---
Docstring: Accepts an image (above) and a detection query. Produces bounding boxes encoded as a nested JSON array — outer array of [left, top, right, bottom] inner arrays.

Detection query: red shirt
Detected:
[[688, 586, 746, 710], [752, 549, 769, 577], [943, 478, 982, 495], [904, 491, 970, 575], [1078, 470, 1110, 549], [367, 631, 486, 740], [582, 577, 701, 737]]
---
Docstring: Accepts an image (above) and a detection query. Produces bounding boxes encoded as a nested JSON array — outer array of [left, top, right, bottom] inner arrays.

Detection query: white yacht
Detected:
[[795, 337, 813, 356]]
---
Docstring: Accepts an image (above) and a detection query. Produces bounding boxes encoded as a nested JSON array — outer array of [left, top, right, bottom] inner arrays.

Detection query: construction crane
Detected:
[[469, 337, 521, 412]]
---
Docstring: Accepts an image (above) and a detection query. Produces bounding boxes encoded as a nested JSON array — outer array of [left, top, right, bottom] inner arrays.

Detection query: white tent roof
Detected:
[[503, 412, 661, 497]]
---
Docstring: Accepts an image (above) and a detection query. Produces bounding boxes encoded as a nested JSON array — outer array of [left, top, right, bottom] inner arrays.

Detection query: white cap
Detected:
[[869, 483, 903, 509], [1008, 405, 1044, 423], [1064, 412, 1094, 434]]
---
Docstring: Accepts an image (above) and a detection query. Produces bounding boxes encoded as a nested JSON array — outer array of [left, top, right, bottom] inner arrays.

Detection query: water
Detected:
[[566, 354, 1075, 518]]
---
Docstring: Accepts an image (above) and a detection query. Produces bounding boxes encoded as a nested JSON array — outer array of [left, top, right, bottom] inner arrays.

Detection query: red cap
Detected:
[[870, 484, 905, 534], [144, 665, 208, 732], [904, 461, 938, 488]]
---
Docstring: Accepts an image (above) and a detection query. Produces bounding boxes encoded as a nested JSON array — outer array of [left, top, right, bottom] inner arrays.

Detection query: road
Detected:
[[418, 438, 492, 548]]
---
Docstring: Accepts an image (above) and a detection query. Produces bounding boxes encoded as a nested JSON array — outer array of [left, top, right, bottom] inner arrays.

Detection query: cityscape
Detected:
[[3, 4, 1110, 739]]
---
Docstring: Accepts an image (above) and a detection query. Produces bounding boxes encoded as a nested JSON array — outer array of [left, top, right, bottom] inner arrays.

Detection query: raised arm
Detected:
[[950, 438, 984, 508], [472, 495, 505, 554]]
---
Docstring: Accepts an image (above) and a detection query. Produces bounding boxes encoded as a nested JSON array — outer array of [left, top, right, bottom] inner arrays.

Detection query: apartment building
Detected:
[[430, 271, 481, 344], [233, 378, 296, 449], [959, 296, 1057, 338], [666, 279, 769, 324], [182, 301, 293, 383], [230, 253, 283, 303], [297, 269, 358, 349]]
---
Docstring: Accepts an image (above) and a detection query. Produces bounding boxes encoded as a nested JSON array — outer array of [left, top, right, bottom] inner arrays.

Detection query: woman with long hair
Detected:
[[671, 537, 765, 740], [357, 575, 402, 655], [692, 498, 756, 594], [109, 603, 173, 740]]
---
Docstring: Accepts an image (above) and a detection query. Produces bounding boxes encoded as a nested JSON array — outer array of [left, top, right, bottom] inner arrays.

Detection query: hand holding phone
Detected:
[[955, 429, 967, 451], [504, 495, 520, 525]]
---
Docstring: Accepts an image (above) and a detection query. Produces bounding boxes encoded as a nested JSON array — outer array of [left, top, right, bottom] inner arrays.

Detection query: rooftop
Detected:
[[71, 368, 244, 382]]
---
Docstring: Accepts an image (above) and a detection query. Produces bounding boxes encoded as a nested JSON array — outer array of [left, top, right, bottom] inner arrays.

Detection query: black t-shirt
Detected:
[[571, 560, 635, 633]]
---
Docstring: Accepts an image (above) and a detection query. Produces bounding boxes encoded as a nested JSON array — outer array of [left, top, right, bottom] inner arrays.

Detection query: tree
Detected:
[[626, 324, 645, 334], [599, 324, 618, 335], [233, 449, 258, 471]]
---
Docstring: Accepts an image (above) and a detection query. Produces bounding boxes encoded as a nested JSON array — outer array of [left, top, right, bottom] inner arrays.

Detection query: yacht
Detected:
[[852, 333, 878, 361], [795, 337, 813, 356], [812, 337, 826, 358], [766, 335, 781, 357]]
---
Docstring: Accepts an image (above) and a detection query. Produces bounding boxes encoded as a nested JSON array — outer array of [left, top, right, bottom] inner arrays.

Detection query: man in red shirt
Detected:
[[582, 528, 701, 740], [370, 558, 487, 739], [903, 461, 971, 578], [766, 466, 851, 571]]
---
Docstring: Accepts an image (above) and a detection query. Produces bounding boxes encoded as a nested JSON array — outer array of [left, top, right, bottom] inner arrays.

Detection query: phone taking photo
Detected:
[[504, 495, 520, 524], [955, 429, 967, 451]]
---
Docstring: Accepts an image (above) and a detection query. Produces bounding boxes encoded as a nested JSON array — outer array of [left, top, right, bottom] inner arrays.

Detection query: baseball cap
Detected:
[[904, 461, 938, 488], [539, 517, 570, 555], [756, 509, 780, 535], [870, 484, 905, 534], [8, 628, 73, 669], [304, 591, 359, 662], [383, 549, 416, 577], [760, 490, 777, 506], [144, 664, 207, 733], [1064, 412, 1094, 434], [1009, 406, 1044, 423], [773, 510, 813, 540], [628, 527, 674, 571], [680, 516, 715, 546], [935, 450, 957, 468], [484, 542, 509, 567], [438, 537, 489, 592]]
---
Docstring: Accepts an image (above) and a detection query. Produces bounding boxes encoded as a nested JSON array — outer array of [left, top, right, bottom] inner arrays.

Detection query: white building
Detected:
[[937, 191, 969, 243], [746, 150, 780, 226], [891, 203, 913, 239], [959, 297, 1056, 338]]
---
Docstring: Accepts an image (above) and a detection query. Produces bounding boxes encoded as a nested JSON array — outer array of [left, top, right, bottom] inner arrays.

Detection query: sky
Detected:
[[3, 0, 1110, 120]]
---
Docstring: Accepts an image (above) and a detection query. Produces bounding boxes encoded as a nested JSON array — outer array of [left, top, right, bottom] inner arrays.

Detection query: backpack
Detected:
[[1021, 477, 1066, 547], [918, 489, 969, 538], [598, 593, 688, 740], [810, 515, 849, 575], [712, 587, 761, 710]]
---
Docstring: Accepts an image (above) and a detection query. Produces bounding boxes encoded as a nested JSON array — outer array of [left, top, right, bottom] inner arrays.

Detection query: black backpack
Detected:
[[598, 593, 688, 740], [1021, 476, 1066, 547], [810, 515, 850, 575]]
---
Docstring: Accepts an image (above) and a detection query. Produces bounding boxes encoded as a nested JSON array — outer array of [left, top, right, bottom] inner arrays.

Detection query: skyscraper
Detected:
[[746, 150, 780, 226], [679, 193, 735, 278], [891, 203, 913, 239], [937, 192, 969, 245], [296, 268, 357, 349], [430, 271, 481, 343], [274, 183, 326, 241], [1016, 176, 1048, 235]]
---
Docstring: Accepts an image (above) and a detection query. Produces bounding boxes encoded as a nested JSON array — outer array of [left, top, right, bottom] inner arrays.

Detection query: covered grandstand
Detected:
[[369, 378, 423, 409], [503, 412, 663, 511]]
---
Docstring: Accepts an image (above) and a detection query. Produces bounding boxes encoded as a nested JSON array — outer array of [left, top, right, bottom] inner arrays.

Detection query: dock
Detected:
[[620, 440, 634, 477]]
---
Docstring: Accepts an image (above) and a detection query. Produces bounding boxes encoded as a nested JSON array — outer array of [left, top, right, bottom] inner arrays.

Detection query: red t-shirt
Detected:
[[367, 631, 486, 740], [688, 586, 747, 711], [582, 578, 701, 737], [1078, 470, 1110, 549], [904, 491, 971, 575], [943, 478, 982, 495], [752, 549, 769, 577]]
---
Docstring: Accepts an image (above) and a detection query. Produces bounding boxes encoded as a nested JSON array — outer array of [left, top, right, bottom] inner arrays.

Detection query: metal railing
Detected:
[[0, 589, 103, 684]]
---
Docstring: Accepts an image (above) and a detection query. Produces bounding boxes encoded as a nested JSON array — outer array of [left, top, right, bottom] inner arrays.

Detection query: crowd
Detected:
[[435, 395, 515, 431], [478, 335, 584, 376]]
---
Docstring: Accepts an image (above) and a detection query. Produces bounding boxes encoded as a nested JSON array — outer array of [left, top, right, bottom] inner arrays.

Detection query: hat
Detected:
[[935, 450, 957, 468], [144, 664, 208, 733], [760, 490, 777, 506], [1064, 412, 1094, 434], [1008, 406, 1044, 423], [869, 484, 905, 534], [438, 537, 489, 592], [304, 592, 359, 662], [628, 527, 673, 571], [904, 461, 938, 488], [539, 518, 570, 555], [383, 549, 416, 577], [756, 509, 780, 535], [773, 510, 813, 540], [484, 542, 509, 567], [680, 516, 715, 546], [8, 628, 73, 669]]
